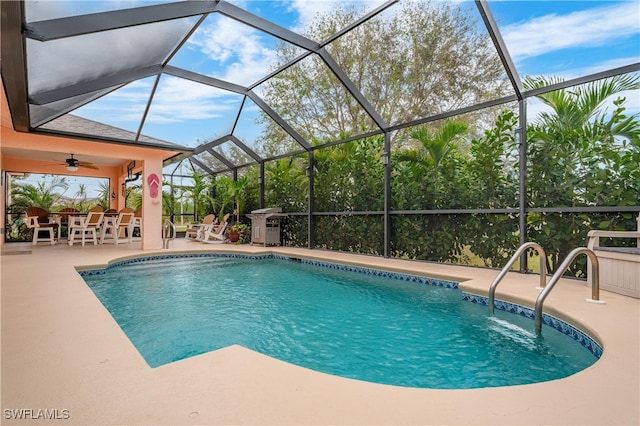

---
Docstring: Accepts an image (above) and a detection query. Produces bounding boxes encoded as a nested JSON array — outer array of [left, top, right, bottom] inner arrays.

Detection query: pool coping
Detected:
[[2, 241, 639, 425]]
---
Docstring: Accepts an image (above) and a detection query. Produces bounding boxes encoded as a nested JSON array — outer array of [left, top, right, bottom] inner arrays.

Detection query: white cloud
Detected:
[[145, 76, 241, 124], [187, 17, 280, 86], [287, 0, 388, 33], [501, 2, 640, 61]]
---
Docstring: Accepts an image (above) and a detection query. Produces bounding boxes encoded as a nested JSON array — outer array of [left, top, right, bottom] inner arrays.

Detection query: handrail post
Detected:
[[163, 219, 176, 249], [489, 242, 546, 313], [534, 247, 604, 330]]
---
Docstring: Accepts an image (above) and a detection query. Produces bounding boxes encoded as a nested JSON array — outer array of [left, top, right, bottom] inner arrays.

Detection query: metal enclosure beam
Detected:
[[24, 1, 219, 41], [164, 66, 249, 95], [259, 162, 265, 209], [247, 91, 311, 150], [216, 1, 319, 52], [518, 100, 528, 273], [1, 1, 30, 131], [475, 0, 523, 99], [229, 135, 263, 163], [318, 49, 388, 131], [307, 151, 315, 249], [30, 65, 162, 105], [207, 148, 236, 171], [189, 157, 217, 176], [383, 132, 392, 258]]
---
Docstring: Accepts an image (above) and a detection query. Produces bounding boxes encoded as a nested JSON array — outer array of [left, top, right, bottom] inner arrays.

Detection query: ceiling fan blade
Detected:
[[77, 161, 99, 170]]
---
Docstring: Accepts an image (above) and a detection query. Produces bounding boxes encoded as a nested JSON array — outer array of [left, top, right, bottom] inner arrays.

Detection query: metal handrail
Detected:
[[488, 242, 547, 313], [162, 219, 176, 249], [534, 247, 602, 330]]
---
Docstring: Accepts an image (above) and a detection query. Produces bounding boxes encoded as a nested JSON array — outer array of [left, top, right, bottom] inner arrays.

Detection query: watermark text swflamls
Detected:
[[3, 408, 70, 420]]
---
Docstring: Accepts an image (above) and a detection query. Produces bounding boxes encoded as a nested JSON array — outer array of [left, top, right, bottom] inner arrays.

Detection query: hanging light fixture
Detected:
[[65, 154, 79, 172]]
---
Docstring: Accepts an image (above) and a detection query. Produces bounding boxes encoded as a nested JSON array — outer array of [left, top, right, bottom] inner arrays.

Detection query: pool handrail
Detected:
[[488, 242, 547, 313], [163, 219, 176, 249], [534, 247, 601, 330]]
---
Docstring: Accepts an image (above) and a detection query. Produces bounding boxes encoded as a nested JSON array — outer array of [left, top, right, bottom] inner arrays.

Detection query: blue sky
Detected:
[[20, 0, 640, 197]]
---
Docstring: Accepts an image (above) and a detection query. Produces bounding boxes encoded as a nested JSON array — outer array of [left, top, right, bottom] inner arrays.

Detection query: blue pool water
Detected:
[[82, 255, 599, 389]]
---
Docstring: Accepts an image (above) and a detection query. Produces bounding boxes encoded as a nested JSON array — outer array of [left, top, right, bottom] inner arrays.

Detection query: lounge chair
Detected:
[[201, 213, 230, 244], [100, 208, 135, 244], [68, 210, 104, 246], [185, 214, 215, 241], [25, 206, 59, 245]]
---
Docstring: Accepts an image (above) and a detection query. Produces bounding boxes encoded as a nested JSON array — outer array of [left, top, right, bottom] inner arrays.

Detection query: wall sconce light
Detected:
[[111, 192, 116, 200]]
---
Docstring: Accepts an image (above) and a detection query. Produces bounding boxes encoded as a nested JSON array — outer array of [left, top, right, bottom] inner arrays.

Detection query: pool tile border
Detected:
[[463, 292, 603, 358], [78, 252, 602, 359], [78, 252, 459, 289]]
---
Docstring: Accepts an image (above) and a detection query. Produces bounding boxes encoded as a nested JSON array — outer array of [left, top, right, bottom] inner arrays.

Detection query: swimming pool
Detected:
[[81, 254, 600, 389]]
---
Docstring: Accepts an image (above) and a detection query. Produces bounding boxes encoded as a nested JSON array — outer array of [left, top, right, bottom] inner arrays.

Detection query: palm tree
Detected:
[[525, 75, 639, 142], [11, 176, 69, 211], [73, 184, 89, 211], [182, 172, 213, 221], [97, 181, 111, 210], [398, 121, 468, 168], [212, 176, 248, 223], [394, 120, 468, 208], [524, 74, 640, 274]]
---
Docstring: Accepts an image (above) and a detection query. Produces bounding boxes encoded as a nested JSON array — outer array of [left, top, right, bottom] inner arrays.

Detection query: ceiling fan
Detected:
[[62, 154, 98, 172]]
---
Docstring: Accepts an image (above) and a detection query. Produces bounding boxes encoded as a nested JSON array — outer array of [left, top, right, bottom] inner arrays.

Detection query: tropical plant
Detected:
[[265, 157, 308, 212], [96, 181, 112, 210], [226, 222, 250, 244], [180, 171, 214, 221], [10, 176, 69, 212], [525, 75, 640, 274], [210, 176, 248, 223], [393, 120, 468, 210]]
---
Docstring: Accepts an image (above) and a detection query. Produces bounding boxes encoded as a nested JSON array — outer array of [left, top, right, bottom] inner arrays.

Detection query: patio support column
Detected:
[[518, 99, 528, 273], [141, 159, 163, 250], [307, 151, 314, 249], [383, 131, 392, 258]]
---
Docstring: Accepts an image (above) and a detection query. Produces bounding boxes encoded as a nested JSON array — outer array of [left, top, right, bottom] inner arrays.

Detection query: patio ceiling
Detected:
[[1, 0, 639, 177]]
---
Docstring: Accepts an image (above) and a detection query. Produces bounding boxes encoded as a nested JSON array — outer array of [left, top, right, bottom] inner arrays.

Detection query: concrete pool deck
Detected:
[[1, 240, 638, 425]]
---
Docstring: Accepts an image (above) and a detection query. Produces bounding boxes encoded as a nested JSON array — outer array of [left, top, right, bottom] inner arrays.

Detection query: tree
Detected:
[[393, 120, 468, 210], [259, 0, 508, 153], [96, 181, 111, 210], [464, 110, 520, 267], [525, 74, 640, 274], [180, 171, 214, 221], [265, 156, 308, 212], [11, 176, 69, 212]]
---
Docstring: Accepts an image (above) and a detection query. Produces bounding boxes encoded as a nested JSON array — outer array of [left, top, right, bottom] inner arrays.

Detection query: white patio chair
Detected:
[[100, 209, 135, 244], [68, 211, 104, 246]]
